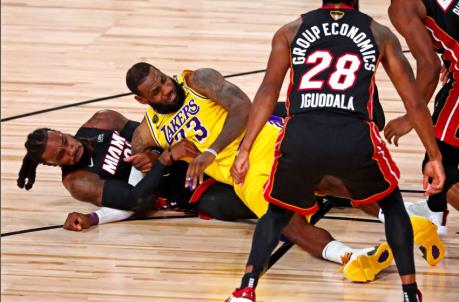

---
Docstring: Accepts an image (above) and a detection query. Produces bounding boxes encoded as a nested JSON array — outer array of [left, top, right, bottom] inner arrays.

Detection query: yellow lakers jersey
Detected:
[[145, 70, 283, 186]]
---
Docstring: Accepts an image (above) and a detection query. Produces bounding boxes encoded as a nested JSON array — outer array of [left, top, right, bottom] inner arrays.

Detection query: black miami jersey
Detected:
[[61, 127, 197, 209], [287, 5, 379, 122], [61, 128, 133, 180], [423, 0, 459, 147]]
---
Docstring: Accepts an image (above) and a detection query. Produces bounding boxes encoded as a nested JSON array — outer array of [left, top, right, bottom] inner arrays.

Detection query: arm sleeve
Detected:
[[101, 161, 169, 212], [94, 207, 134, 224]]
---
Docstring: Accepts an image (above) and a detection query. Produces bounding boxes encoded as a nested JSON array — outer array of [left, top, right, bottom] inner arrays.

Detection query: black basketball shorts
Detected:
[[263, 112, 400, 215]]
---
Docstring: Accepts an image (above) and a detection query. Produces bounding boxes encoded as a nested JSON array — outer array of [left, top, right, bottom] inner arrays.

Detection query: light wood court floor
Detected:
[[1, 1, 458, 301]]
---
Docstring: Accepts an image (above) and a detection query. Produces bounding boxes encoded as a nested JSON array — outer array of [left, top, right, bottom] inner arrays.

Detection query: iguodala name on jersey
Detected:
[[289, 18, 378, 116]]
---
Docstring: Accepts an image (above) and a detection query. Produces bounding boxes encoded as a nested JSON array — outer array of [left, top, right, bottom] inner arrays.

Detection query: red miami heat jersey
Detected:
[[287, 5, 379, 122], [423, 0, 459, 147]]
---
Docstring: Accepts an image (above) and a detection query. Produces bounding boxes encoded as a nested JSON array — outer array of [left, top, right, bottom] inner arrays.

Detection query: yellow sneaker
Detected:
[[410, 215, 445, 266], [342, 242, 393, 282]]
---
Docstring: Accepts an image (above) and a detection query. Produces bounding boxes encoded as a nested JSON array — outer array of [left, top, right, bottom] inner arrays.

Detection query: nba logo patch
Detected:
[[97, 134, 104, 142]]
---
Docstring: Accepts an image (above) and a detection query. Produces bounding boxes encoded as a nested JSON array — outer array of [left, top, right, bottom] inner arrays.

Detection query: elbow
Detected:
[[418, 57, 441, 79], [232, 98, 251, 119], [91, 110, 116, 121], [63, 178, 82, 201], [240, 102, 251, 119]]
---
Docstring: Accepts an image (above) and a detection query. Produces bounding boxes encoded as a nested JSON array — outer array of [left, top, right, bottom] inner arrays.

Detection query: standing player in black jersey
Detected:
[[384, 0, 459, 233], [230, 1, 445, 301]]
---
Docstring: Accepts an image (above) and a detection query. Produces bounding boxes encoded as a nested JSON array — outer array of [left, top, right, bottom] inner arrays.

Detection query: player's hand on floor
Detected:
[[384, 115, 412, 146], [124, 152, 158, 173], [231, 150, 249, 185], [185, 151, 215, 190], [423, 159, 445, 196], [63, 212, 93, 232]]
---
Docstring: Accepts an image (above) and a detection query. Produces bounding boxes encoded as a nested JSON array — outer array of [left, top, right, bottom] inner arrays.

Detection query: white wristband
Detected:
[[204, 148, 218, 157], [94, 207, 134, 225]]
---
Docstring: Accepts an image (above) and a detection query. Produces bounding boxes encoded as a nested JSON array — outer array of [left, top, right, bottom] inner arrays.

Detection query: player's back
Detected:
[[288, 5, 380, 122]]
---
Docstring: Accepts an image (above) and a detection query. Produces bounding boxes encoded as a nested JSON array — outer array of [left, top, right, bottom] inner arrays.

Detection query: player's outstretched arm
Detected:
[[63, 141, 200, 216], [231, 20, 296, 184], [388, 0, 440, 103], [63, 208, 135, 232], [384, 0, 441, 145], [374, 22, 444, 195]]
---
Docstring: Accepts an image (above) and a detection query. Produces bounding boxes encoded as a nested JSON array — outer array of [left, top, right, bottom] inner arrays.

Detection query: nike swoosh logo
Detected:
[[88, 157, 94, 168]]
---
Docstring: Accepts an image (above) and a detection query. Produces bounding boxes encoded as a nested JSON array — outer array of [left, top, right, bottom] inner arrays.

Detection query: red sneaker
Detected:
[[226, 287, 256, 302]]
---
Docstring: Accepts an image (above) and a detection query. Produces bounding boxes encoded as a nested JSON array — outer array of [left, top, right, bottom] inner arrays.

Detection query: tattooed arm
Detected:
[[131, 118, 158, 154], [188, 68, 251, 153], [184, 68, 251, 189], [124, 118, 161, 172]]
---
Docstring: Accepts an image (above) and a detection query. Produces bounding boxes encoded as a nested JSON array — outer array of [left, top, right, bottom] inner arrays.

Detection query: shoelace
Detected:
[[337, 252, 353, 273]]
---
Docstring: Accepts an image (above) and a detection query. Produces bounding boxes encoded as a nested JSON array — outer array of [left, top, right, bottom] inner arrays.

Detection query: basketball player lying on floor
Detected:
[[20, 108, 396, 283], [124, 59, 444, 285]]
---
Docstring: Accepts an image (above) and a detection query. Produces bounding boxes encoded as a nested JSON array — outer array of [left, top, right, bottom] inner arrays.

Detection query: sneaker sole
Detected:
[[343, 242, 393, 282], [226, 298, 253, 302], [411, 215, 445, 266]]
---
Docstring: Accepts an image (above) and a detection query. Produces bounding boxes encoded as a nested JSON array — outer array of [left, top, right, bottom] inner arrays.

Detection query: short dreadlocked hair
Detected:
[[17, 128, 52, 190]]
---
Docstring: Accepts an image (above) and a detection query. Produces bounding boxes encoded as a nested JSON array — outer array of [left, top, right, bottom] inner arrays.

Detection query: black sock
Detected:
[[427, 195, 447, 212], [378, 189, 415, 276], [239, 204, 293, 289], [402, 283, 420, 302], [240, 274, 257, 289]]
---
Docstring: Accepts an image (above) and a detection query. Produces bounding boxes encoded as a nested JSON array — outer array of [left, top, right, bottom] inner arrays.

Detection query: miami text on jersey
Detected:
[[102, 131, 132, 175]]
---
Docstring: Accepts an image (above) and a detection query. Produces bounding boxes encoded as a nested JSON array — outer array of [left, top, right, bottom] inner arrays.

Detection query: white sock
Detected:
[[378, 208, 385, 223], [322, 240, 353, 264], [322, 241, 376, 264]]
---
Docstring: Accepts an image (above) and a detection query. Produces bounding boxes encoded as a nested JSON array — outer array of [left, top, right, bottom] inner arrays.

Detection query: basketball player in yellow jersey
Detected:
[[127, 62, 282, 217], [125, 62, 405, 284]]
